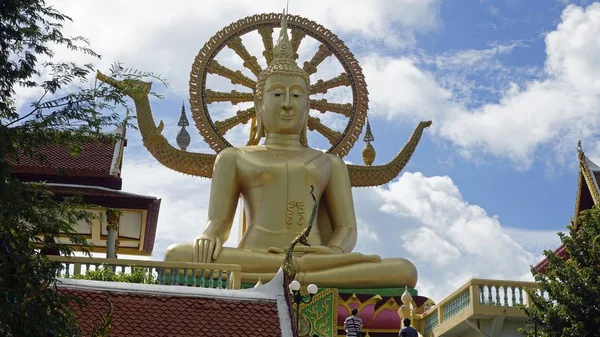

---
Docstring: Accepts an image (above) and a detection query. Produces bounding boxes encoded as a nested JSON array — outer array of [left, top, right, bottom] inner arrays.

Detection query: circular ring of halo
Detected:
[[189, 12, 368, 158]]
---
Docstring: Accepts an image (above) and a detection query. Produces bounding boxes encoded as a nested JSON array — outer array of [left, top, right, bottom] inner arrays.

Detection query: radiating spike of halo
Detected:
[[310, 99, 352, 117], [290, 28, 306, 59], [303, 44, 333, 75], [258, 27, 274, 65], [309, 73, 351, 95], [214, 107, 256, 134], [226, 36, 263, 77], [307, 116, 342, 145], [207, 60, 256, 89], [205, 89, 254, 105]]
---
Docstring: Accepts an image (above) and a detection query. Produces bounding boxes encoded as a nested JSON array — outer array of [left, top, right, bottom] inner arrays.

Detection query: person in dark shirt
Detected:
[[399, 318, 418, 337]]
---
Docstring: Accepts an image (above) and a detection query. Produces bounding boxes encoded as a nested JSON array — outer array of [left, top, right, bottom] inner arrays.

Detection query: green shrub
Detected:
[[74, 265, 158, 284]]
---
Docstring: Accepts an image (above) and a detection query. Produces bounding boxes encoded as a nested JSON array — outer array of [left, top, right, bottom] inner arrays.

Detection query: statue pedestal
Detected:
[[242, 283, 431, 337]]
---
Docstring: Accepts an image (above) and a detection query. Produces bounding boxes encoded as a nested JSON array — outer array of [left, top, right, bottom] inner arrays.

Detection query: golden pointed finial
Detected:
[[577, 140, 585, 160], [254, 278, 263, 288], [362, 117, 376, 166], [273, 8, 295, 64], [401, 286, 413, 305]]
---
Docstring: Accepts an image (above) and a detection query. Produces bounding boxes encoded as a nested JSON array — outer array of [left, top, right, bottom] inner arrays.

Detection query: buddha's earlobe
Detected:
[[301, 111, 309, 147], [250, 105, 264, 145]]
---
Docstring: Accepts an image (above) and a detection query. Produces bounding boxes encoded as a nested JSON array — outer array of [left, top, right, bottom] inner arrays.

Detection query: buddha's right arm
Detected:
[[202, 148, 241, 242]]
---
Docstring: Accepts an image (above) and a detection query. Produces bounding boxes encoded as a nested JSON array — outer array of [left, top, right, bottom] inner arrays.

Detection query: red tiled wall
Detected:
[[60, 288, 282, 337]]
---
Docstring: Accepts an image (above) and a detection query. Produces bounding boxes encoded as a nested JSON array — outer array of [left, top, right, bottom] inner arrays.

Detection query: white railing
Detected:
[[50, 256, 242, 290], [418, 278, 543, 337]]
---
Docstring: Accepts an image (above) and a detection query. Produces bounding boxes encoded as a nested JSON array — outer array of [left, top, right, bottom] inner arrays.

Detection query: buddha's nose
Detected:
[[280, 100, 292, 111]]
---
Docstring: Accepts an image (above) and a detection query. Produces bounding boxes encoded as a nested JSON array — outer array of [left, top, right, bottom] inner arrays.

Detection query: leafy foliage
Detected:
[[0, 0, 165, 336], [74, 266, 158, 284], [522, 205, 600, 337]]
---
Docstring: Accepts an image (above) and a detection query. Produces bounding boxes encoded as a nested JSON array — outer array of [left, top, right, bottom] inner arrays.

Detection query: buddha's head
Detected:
[[252, 10, 310, 145]]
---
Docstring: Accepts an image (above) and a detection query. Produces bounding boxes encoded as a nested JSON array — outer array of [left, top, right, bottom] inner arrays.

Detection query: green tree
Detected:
[[522, 205, 600, 337], [0, 0, 164, 336]]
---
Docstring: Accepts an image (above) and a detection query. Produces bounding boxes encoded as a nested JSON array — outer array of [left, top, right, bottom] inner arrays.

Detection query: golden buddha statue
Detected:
[[97, 11, 431, 289]]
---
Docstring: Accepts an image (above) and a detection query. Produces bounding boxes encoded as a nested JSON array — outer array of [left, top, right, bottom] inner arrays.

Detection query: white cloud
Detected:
[[352, 172, 560, 301], [37, 0, 441, 96], [364, 3, 600, 168]]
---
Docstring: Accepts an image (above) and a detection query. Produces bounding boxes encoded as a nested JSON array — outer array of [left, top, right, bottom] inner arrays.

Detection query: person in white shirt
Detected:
[[344, 308, 363, 337]]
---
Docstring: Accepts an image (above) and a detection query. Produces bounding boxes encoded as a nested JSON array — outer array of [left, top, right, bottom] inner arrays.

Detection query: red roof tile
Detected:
[[60, 288, 282, 337], [11, 141, 116, 178], [534, 243, 568, 273]]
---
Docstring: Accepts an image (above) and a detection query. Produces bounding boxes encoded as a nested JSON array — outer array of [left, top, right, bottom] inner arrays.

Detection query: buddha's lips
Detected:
[[278, 112, 295, 120]]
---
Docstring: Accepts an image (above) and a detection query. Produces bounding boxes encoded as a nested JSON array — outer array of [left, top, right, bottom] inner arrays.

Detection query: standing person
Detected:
[[344, 308, 363, 336], [399, 318, 418, 337]]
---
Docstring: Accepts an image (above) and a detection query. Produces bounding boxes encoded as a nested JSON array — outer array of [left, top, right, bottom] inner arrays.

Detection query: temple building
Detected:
[[10, 125, 161, 258]]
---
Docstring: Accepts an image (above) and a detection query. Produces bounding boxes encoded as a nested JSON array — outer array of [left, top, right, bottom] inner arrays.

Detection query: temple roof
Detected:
[[534, 142, 599, 272], [9, 129, 126, 189], [57, 270, 293, 337]]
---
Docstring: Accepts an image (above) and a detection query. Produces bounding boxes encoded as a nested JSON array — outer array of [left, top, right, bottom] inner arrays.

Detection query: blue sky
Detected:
[[421, 0, 581, 231], [25, 0, 600, 301]]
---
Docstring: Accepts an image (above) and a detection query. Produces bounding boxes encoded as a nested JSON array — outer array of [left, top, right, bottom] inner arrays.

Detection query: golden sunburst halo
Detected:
[[189, 12, 369, 158]]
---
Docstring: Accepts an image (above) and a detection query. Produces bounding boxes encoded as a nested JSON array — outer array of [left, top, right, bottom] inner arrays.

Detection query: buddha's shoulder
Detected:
[[304, 149, 347, 166], [215, 147, 241, 164], [322, 152, 347, 167], [232, 145, 265, 156]]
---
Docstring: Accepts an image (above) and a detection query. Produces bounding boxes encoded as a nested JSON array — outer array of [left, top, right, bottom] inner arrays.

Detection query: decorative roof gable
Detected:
[[535, 141, 599, 272], [575, 141, 600, 222]]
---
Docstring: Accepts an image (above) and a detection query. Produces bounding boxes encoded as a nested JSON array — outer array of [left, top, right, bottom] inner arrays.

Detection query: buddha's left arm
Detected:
[[324, 155, 358, 253]]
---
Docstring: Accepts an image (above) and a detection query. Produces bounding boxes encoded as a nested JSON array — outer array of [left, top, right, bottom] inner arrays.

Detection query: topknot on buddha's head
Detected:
[[255, 9, 310, 106]]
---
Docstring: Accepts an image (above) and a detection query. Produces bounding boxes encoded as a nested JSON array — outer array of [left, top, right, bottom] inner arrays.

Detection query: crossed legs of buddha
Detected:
[[165, 244, 418, 288]]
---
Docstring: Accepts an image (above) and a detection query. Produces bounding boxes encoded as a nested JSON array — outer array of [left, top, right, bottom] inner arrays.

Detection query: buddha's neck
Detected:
[[263, 133, 303, 150]]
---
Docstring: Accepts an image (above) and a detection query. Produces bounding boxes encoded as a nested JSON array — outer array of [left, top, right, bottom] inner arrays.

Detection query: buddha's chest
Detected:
[[238, 149, 331, 190]]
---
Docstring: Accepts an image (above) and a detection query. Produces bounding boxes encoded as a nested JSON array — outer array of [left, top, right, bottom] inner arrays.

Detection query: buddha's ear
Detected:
[[300, 105, 309, 147], [249, 99, 264, 145]]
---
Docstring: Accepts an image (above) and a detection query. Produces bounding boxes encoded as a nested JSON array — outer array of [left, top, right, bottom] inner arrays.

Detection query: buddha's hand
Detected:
[[194, 234, 223, 263], [266, 246, 342, 256], [294, 246, 343, 254]]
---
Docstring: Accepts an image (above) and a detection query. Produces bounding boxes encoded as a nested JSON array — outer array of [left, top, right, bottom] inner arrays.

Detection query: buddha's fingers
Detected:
[[267, 247, 286, 254], [297, 252, 382, 271], [195, 240, 204, 263], [212, 238, 224, 260], [206, 241, 215, 263]]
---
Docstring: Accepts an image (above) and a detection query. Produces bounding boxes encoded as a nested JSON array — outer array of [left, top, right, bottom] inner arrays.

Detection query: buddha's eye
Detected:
[[273, 93, 282, 97], [292, 94, 300, 98]]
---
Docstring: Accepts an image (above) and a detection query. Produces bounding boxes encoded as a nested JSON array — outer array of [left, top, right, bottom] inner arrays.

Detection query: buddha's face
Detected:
[[259, 74, 309, 136]]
